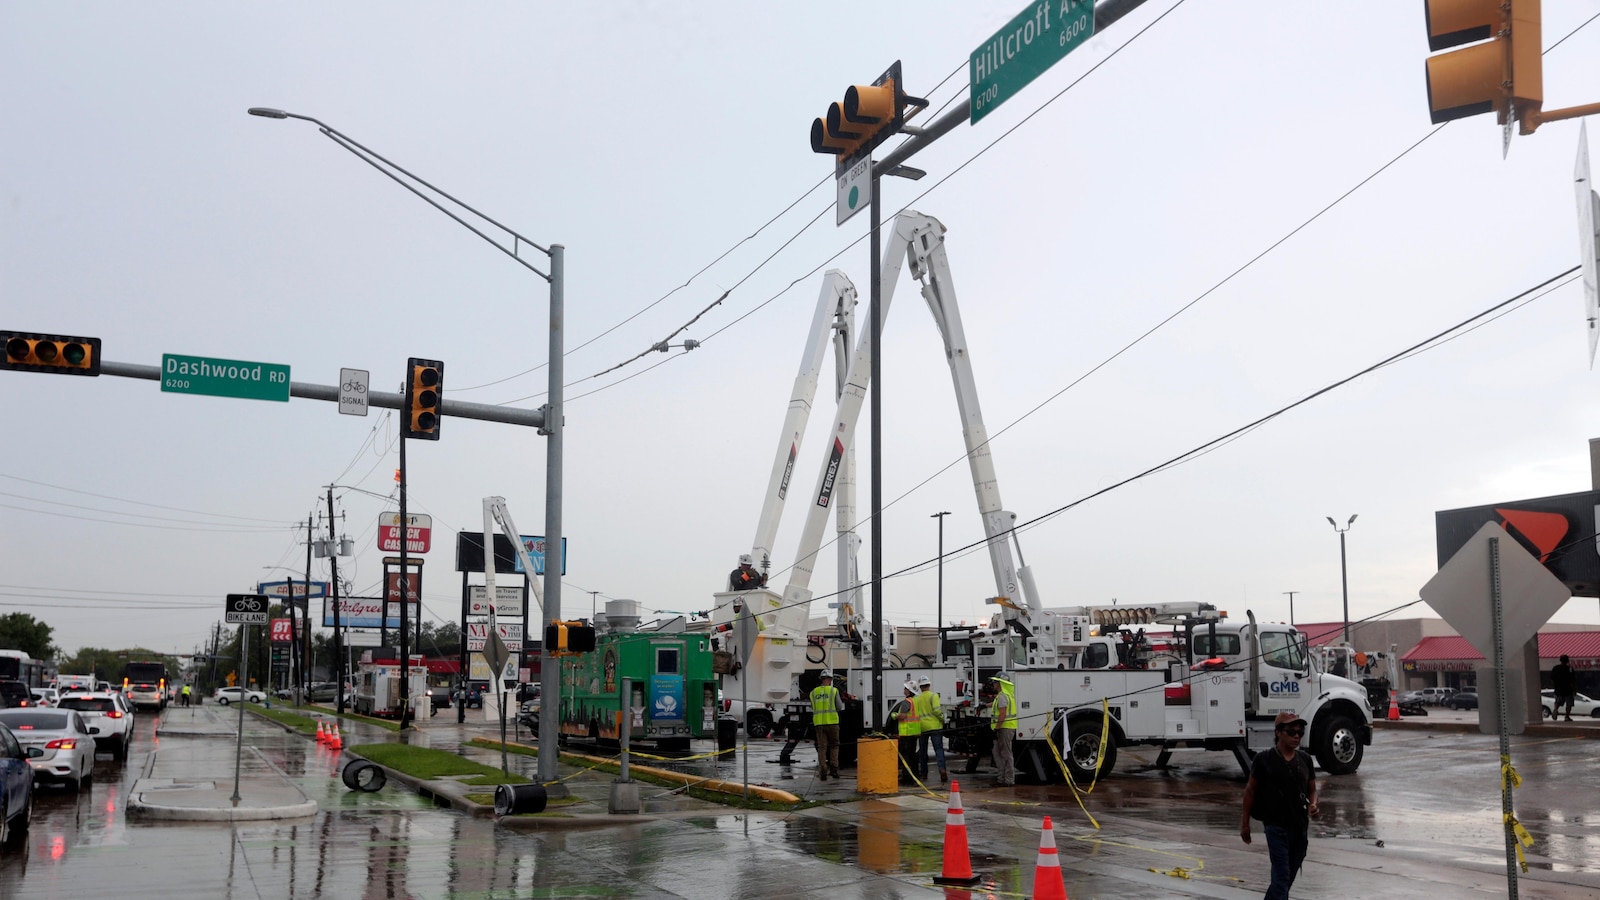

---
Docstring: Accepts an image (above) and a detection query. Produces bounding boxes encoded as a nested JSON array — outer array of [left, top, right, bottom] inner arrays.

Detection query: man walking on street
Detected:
[[893, 682, 920, 784], [810, 671, 842, 781], [914, 675, 948, 784], [990, 674, 1016, 786], [1242, 711, 1319, 900], [1552, 654, 1577, 722]]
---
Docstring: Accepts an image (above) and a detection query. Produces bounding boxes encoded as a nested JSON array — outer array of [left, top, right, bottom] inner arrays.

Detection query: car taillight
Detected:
[[106, 711, 124, 718], [45, 739, 77, 750]]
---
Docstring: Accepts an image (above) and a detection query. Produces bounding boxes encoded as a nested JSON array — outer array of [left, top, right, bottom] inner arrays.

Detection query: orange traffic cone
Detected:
[[328, 723, 342, 750], [933, 780, 983, 886], [1032, 816, 1068, 900], [1387, 691, 1401, 721], [315, 721, 327, 744]]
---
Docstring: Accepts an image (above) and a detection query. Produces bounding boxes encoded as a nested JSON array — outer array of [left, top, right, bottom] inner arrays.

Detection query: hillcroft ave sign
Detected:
[[161, 353, 290, 402], [969, 0, 1095, 124]]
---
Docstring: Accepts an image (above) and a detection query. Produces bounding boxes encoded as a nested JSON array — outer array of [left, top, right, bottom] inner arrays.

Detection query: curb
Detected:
[[1375, 718, 1600, 738], [478, 738, 805, 805]]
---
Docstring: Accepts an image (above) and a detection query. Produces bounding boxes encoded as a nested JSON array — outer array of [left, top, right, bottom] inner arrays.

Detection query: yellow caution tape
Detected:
[[1150, 866, 1192, 880], [1500, 755, 1522, 791], [893, 746, 945, 799], [1505, 813, 1534, 874]]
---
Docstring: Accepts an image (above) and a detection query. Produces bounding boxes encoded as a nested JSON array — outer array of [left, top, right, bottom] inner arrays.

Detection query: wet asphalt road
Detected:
[[1, 706, 1598, 898]]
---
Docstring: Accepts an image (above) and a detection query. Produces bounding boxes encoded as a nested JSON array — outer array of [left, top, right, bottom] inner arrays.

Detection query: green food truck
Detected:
[[557, 626, 717, 752]]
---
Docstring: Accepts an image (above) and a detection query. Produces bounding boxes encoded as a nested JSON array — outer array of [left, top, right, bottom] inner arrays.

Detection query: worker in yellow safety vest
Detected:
[[990, 674, 1016, 787], [893, 682, 921, 784], [914, 675, 947, 784], [810, 672, 843, 781]]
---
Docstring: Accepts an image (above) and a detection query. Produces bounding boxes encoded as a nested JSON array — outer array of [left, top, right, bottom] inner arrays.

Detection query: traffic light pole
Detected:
[[93, 361, 545, 430], [398, 433, 413, 730]]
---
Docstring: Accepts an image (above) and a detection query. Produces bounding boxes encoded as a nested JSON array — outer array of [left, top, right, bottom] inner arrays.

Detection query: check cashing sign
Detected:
[[970, 0, 1095, 124]]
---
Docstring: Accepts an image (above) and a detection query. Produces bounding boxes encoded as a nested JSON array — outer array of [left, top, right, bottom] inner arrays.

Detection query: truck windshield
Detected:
[[1259, 631, 1307, 670]]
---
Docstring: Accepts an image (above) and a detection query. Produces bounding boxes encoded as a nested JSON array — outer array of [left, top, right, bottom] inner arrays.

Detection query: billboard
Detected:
[[1435, 489, 1600, 597], [322, 597, 417, 629]]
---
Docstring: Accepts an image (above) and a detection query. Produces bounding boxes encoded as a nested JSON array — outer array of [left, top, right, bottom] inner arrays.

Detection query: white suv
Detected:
[[57, 691, 135, 762], [1418, 687, 1456, 706]]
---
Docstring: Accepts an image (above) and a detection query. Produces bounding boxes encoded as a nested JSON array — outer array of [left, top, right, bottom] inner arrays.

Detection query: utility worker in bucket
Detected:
[[893, 682, 921, 784], [810, 672, 843, 781], [914, 674, 948, 784], [990, 673, 1017, 787], [729, 554, 766, 591]]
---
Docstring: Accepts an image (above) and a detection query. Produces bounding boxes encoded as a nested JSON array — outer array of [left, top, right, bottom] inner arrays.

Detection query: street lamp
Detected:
[[931, 511, 951, 644], [1326, 515, 1358, 644], [250, 106, 566, 782], [1282, 591, 1298, 628]]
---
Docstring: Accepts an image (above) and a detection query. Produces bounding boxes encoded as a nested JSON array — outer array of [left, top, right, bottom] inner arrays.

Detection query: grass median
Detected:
[[248, 704, 403, 734], [350, 743, 530, 786]]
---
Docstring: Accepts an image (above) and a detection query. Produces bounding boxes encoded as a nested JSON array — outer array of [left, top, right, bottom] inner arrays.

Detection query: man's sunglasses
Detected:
[[1279, 726, 1305, 737]]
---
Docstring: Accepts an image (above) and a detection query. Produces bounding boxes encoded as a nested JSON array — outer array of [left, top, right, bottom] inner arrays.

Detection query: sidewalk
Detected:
[[129, 705, 317, 821]]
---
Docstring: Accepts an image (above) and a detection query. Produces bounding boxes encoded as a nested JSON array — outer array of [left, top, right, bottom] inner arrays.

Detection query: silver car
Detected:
[[0, 709, 97, 791]]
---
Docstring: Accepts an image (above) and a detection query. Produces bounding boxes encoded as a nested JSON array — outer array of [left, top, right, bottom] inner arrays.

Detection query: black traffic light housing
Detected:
[[404, 358, 443, 440], [1, 331, 102, 376]]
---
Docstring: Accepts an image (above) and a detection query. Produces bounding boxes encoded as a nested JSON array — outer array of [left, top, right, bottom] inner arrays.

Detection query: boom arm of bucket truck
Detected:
[[776, 211, 1040, 660], [711, 273, 862, 709], [481, 496, 546, 620]]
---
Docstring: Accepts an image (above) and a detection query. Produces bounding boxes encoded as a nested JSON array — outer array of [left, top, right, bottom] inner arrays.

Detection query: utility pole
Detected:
[[326, 487, 344, 713], [303, 513, 314, 701]]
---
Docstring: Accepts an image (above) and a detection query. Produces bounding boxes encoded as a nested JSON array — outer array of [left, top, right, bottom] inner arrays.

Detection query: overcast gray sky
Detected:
[[5, 2, 1600, 658]]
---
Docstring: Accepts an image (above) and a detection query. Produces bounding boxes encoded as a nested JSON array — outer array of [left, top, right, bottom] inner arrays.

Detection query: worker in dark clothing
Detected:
[[729, 554, 766, 591], [1241, 711, 1320, 900], [1552, 654, 1577, 721]]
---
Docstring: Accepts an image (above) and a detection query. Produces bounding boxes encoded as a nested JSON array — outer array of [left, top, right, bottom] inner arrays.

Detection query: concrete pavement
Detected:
[[129, 705, 317, 821]]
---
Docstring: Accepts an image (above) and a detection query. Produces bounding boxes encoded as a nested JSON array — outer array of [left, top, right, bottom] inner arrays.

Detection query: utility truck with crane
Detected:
[[711, 211, 1376, 782]]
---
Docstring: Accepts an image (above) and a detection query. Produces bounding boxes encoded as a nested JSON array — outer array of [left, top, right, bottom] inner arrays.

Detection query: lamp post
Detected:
[[1326, 515, 1357, 644], [250, 107, 566, 782], [1282, 591, 1298, 628], [931, 511, 951, 642]]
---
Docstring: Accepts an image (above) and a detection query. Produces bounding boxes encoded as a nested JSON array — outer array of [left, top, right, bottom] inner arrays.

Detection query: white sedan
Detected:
[[0, 708, 97, 791], [1541, 690, 1600, 718], [214, 687, 266, 705]]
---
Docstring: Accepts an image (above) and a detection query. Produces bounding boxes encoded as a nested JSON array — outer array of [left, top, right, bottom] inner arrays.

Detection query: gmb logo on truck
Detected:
[[1268, 679, 1301, 696]]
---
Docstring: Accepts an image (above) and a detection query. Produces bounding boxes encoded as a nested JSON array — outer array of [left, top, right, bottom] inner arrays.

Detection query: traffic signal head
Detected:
[[1424, 0, 1542, 132], [544, 620, 596, 656], [1, 331, 102, 376], [810, 60, 916, 175], [404, 358, 443, 440]]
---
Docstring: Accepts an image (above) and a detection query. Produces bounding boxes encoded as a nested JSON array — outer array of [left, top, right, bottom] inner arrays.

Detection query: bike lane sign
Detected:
[[339, 368, 369, 417], [226, 593, 270, 625]]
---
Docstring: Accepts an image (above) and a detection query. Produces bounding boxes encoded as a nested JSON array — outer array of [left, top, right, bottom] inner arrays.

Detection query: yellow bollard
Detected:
[[855, 735, 899, 795]]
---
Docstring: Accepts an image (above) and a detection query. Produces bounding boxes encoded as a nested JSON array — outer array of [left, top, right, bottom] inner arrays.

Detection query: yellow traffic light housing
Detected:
[[1, 331, 101, 376], [1424, 0, 1542, 132], [404, 357, 443, 440], [810, 61, 924, 175]]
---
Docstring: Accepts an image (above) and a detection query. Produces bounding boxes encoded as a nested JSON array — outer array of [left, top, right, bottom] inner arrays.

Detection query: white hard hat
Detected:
[[918, 675, 932, 686], [739, 554, 753, 566]]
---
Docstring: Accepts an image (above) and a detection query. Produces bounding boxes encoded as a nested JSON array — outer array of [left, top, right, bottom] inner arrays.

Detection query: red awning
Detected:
[[1401, 632, 1600, 668]]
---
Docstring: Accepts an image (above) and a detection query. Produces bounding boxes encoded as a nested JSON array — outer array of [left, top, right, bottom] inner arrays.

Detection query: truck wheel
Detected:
[[1057, 716, 1117, 783], [746, 711, 773, 740], [1314, 715, 1364, 774]]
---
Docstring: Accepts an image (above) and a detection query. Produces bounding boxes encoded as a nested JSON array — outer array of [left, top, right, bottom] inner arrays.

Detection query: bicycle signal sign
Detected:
[[226, 593, 270, 625]]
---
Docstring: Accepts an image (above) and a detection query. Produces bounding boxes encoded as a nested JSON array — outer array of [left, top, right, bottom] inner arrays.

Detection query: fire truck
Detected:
[[711, 211, 1374, 782]]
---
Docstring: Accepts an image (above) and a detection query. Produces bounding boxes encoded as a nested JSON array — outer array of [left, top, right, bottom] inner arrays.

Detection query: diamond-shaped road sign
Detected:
[[1420, 522, 1571, 659], [482, 629, 512, 683]]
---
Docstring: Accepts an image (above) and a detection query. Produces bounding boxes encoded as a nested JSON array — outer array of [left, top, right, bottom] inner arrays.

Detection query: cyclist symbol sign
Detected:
[[226, 593, 270, 625], [339, 368, 369, 417]]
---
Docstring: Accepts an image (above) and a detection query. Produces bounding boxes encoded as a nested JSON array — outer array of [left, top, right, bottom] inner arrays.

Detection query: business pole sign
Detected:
[[378, 512, 432, 553], [269, 618, 294, 643], [1435, 489, 1600, 597]]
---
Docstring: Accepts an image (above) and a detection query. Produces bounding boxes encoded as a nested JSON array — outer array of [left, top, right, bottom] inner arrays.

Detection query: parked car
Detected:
[[307, 682, 339, 703], [1540, 689, 1600, 718], [30, 688, 58, 708], [1396, 690, 1426, 705], [0, 722, 40, 845], [1444, 691, 1479, 710], [57, 692, 134, 762], [428, 686, 452, 711], [1417, 687, 1456, 706], [0, 681, 34, 710], [214, 687, 266, 706], [0, 708, 97, 792], [452, 684, 484, 709]]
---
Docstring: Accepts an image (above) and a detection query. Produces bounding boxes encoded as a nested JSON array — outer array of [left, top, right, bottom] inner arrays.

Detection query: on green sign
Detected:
[[161, 353, 291, 402], [970, 0, 1096, 124]]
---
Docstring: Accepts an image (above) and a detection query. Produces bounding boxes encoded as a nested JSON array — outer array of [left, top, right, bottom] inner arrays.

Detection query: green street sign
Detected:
[[162, 353, 290, 402], [970, 0, 1095, 124]]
